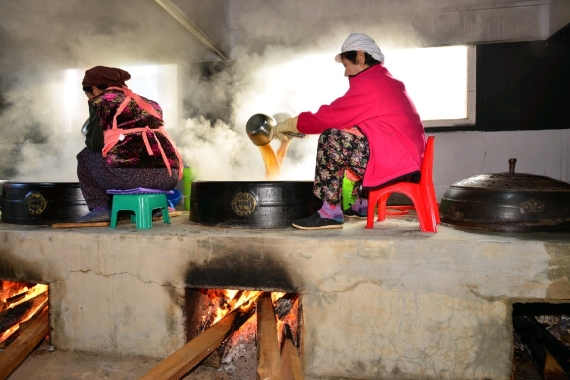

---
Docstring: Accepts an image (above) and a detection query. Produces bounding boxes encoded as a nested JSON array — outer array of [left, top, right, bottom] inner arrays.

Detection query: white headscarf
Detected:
[[334, 33, 384, 64]]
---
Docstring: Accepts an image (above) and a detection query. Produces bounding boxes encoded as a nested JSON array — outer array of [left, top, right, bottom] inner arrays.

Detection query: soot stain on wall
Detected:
[[0, 247, 44, 283], [544, 243, 570, 299], [185, 245, 297, 292]]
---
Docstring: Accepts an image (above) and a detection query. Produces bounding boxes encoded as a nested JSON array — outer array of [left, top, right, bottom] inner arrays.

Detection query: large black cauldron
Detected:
[[439, 159, 570, 232], [1, 182, 89, 225], [190, 181, 321, 228]]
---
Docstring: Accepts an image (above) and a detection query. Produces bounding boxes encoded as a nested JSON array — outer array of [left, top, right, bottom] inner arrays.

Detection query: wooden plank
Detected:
[[52, 221, 109, 229], [545, 349, 566, 380], [513, 315, 570, 376], [257, 294, 282, 380], [280, 338, 304, 380], [140, 312, 237, 380], [52, 211, 183, 229], [154, 211, 183, 220], [0, 292, 48, 332], [0, 309, 49, 380]]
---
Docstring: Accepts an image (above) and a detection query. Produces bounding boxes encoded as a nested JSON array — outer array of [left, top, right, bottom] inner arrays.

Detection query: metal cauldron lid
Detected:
[[450, 158, 570, 192]]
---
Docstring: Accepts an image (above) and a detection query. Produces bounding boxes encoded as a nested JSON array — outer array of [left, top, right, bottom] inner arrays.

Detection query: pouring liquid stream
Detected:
[[257, 140, 291, 179], [245, 113, 295, 178]]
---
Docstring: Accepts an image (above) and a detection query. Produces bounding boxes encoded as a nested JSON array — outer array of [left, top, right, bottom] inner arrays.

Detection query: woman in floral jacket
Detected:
[[77, 66, 183, 222]]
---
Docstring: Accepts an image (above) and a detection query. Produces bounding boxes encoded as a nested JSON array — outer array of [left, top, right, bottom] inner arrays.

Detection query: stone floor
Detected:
[[7, 340, 543, 380], [8, 340, 255, 380]]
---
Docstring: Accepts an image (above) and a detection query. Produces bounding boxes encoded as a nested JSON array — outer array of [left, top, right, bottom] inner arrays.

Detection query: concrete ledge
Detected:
[[1, 215, 569, 379]]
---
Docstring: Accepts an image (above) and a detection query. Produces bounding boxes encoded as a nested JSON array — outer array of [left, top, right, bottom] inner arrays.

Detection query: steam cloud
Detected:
[[0, 1, 423, 182]]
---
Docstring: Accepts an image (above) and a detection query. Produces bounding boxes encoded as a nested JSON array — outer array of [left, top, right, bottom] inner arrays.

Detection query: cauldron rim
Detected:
[[192, 180, 313, 184], [3, 181, 80, 186], [193, 180, 314, 186]]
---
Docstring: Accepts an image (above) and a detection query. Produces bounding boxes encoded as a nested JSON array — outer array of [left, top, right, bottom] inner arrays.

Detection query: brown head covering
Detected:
[[82, 66, 131, 89]]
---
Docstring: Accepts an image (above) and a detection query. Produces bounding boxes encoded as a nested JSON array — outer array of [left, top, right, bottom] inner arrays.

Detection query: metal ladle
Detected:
[[245, 113, 305, 146]]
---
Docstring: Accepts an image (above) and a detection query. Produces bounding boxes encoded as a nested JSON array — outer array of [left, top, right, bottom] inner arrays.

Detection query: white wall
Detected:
[[166, 0, 570, 55], [227, 0, 567, 52], [431, 130, 570, 199]]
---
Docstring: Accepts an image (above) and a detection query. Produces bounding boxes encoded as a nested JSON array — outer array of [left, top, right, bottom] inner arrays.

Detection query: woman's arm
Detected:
[[297, 79, 375, 135], [84, 104, 104, 152]]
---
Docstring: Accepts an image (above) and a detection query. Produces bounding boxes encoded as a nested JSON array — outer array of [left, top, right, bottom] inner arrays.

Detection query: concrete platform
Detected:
[[1, 212, 569, 380]]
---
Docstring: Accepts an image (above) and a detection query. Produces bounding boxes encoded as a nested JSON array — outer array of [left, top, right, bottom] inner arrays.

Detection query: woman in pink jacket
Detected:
[[271, 33, 426, 230]]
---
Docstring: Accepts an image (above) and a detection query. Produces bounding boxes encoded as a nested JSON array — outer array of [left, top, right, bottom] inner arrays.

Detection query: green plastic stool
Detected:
[[110, 194, 170, 229]]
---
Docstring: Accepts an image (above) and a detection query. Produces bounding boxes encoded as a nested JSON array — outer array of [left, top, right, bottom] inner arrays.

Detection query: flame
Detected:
[[0, 301, 49, 344], [225, 290, 239, 300], [208, 291, 286, 326], [0, 325, 19, 344], [198, 289, 300, 365], [0, 282, 49, 345], [5, 284, 48, 309], [210, 289, 262, 325], [271, 292, 286, 303]]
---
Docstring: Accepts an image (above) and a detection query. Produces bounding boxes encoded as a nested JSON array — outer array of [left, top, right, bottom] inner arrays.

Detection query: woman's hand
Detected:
[[269, 116, 301, 141]]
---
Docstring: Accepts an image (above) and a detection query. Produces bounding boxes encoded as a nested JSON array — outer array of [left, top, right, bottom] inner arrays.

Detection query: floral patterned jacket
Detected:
[[87, 89, 182, 172]]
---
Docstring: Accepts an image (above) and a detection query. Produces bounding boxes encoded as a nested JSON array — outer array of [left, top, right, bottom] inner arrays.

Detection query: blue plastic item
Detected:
[[166, 189, 182, 209], [106, 188, 173, 195]]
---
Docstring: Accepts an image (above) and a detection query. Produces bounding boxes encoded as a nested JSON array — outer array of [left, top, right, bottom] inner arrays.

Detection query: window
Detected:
[[237, 45, 475, 129], [384, 45, 475, 127], [63, 64, 178, 133]]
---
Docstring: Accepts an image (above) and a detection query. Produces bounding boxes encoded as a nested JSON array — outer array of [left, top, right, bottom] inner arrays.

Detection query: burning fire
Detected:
[[205, 289, 264, 326], [0, 281, 49, 345], [203, 290, 288, 326], [196, 289, 299, 360]]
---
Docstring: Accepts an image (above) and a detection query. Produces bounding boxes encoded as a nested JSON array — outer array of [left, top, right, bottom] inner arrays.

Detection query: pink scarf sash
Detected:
[[101, 86, 183, 179]]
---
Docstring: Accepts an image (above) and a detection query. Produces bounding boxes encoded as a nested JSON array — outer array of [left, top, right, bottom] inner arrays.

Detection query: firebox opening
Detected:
[[511, 302, 570, 379], [184, 288, 302, 376], [0, 280, 49, 350]]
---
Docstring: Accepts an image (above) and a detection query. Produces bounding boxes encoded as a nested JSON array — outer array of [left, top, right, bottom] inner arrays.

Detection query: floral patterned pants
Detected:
[[313, 129, 370, 205]]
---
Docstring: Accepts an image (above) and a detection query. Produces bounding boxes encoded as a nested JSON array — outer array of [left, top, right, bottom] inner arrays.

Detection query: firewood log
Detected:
[[140, 299, 257, 380], [0, 309, 49, 380], [512, 314, 570, 377], [0, 292, 47, 333], [281, 338, 304, 380], [257, 293, 282, 380]]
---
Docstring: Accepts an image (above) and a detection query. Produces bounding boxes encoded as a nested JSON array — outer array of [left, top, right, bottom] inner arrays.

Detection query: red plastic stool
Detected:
[[366, 136, 440, 232]]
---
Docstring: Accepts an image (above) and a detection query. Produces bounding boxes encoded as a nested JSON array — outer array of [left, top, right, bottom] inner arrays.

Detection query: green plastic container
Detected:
[[342, 176, 357, 210], [183, 168, 195, 210]]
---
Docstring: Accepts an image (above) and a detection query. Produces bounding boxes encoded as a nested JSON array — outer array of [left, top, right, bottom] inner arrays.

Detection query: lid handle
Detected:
[[508, 158, 517, 176]]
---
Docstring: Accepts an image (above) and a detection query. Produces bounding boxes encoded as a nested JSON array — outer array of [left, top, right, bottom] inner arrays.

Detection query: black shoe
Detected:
[[77, 207, 110, 223], [343, 208, 367, 219], [292, 212, 343, 230]]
